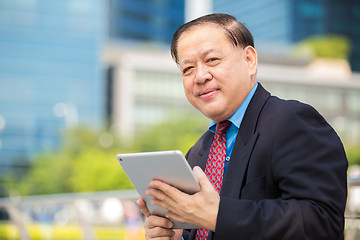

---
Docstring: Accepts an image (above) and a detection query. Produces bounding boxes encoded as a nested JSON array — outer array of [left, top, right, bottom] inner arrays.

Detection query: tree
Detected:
[[346, 146, 360, 166], [292, 35, 351, 60], [6, 114, 208, 196], [133, 115, 208, 154], [68, 148, 134, 192]]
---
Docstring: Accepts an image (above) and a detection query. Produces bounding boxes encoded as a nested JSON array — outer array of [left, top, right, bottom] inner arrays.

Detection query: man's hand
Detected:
[[145, 166, 220, 231], [137, 198, 183, 240]]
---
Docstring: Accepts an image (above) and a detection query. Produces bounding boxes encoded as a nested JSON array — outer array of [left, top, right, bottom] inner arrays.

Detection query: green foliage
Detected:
[[5, 115, 208, 196], [133, 115, 208, 154], [21, 153, 73, 194], [346, 145, 360, 166], [292, 34, 351, 60], [68, 148, 134, 192]]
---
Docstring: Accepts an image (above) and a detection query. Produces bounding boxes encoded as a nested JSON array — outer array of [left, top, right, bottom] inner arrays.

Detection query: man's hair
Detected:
[[170, 13, 254, 64]]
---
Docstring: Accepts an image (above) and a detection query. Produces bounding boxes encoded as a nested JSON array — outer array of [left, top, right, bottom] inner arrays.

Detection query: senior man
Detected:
[[137, 13, 348, 240]]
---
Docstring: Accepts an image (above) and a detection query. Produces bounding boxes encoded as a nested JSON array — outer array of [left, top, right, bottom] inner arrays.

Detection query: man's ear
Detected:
[[244, 46, 258, 76]]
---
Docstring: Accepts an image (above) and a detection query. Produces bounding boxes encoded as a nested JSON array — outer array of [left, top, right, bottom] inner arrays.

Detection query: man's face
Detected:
[[177, 23, 257, 122]]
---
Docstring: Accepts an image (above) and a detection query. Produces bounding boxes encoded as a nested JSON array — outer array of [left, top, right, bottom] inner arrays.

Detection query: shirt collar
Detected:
[[209, 83, 258, 132]]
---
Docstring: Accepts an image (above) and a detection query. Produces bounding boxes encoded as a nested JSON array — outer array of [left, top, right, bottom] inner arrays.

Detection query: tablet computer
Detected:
[[116, 150, 200, 229]]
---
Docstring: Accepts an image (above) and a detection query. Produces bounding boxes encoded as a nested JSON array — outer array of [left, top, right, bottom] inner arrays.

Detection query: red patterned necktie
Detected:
[[195, 120, 231, 240]]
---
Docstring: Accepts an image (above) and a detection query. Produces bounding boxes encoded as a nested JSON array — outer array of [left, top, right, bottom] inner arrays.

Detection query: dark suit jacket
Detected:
[[183, 83, 348, 240]]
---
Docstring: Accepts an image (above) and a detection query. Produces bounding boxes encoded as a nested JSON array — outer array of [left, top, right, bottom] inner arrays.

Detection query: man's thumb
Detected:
[[193, 166, 212, 188]]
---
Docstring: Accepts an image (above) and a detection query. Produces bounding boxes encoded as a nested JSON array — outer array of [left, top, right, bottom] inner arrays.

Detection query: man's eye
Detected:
[[206, 58, 221, 65], [208, 58, 219, 62], [182, 67, 193, 75]]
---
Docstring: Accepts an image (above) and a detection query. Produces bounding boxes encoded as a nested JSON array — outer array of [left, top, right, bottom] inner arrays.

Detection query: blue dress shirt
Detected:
[[208, 83, 258, 175]]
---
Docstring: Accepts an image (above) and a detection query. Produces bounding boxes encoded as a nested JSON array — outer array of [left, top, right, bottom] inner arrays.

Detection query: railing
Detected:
[[0, 190, 142, 240], [1, 179, 360, 240], [346, 177, 360, 239]]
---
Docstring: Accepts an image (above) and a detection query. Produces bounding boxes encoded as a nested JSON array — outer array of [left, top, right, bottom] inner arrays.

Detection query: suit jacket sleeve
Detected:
[[213, 99, 348, 240]]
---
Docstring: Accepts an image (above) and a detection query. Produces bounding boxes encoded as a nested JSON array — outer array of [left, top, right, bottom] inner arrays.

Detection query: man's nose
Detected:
[[195, 65, 212, 83]]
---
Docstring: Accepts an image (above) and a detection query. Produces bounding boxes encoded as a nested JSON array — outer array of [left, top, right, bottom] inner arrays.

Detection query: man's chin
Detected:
[[202, 110, 227, 123]]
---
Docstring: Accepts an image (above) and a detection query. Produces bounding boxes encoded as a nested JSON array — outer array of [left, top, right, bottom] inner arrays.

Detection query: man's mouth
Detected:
[[199, 88, 219, 98]]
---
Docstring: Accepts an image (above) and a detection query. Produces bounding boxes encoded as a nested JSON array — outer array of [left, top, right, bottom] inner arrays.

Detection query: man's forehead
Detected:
[[179, 48, 220, 65], [177, 24, 228, 50], [177, 26, 236, 65], [181, 22, 225, 37]]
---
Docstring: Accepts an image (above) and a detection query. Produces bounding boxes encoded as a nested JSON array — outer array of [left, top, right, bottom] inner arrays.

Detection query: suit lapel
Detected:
[[187, 131, 213, 171], [221, 83, 270, 198], [221, 131, 259, 198]]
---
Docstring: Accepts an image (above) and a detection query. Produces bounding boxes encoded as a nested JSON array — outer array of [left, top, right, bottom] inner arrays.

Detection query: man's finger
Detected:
[[146, 215, 174, 229], [173, 229, 183, 240], [144, 216, 175, 239], [136, 198, 151, 218], [149, 180, 187, 201], [193, 166, 213, 190], [147, 187, 179, 212]]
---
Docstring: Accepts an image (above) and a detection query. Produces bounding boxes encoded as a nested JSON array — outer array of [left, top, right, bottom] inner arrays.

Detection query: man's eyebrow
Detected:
[[180, 59, 194, 66], [179, 49, 219, 66]]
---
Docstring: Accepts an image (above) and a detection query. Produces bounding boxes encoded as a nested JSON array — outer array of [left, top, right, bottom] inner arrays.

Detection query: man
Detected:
[[137, 13, 348, 239]]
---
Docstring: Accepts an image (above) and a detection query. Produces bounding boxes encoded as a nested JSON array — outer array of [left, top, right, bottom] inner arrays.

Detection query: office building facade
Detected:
[[108, 0, 184, 44], [0, 0, 186, 175], [213, 0, 360, 72], [0, 0, 106, 172]]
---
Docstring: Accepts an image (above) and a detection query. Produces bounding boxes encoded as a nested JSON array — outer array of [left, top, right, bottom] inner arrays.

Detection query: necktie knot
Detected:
[[216, 120, 231, 134]]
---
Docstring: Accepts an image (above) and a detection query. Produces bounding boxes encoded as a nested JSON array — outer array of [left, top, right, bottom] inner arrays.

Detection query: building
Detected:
[[0, 0, 186, 175], [0, 0, 106, 173], [103, 43, 360, 146], [108, 0, 184, 44], [213, 0, 360, 72], [1, 0, 359, 177], [103, 43, 203, 138], [103, 0, 360, 145]]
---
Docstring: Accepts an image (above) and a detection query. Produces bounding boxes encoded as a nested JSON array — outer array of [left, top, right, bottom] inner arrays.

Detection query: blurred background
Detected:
[[0, 0, 359, 239]]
